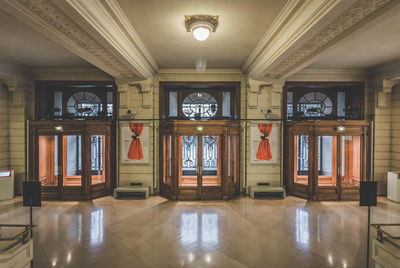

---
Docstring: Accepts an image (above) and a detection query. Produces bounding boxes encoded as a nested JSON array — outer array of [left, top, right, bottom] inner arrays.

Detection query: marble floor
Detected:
[[0, 195, 399, 268]]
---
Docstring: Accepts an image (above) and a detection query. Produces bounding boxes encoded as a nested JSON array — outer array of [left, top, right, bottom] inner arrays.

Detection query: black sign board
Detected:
[[23, 182, 42, 207], [359, 181, 377, 207]]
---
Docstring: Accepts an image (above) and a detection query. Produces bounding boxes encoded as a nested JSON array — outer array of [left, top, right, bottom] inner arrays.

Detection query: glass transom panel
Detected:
[[297, 92, 333, 118], [67, 91, 103, 118], [182, 92, 218, 120]]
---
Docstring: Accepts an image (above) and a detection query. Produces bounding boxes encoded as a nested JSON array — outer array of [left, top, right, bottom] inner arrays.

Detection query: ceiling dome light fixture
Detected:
[[185, 15, 219, 41]]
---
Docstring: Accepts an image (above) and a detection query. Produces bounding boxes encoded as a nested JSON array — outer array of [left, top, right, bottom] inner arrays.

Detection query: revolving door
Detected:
[[285, 121, 371, 200], [160, 121, 240, 200]]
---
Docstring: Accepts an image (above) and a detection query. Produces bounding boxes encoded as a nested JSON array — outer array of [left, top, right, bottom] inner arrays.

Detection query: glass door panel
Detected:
[[162, 135, 172, 185], [91, 135, 105, 185], [63, 135, 82, 186], [180, 136, 198, 187], [317, 136, 337, 186], [230, 136, 239, 187], [341, 136, 361, 186], [294, 135, 309, 185], [202, 136, 221, 187], [38, 135, 58, 186]]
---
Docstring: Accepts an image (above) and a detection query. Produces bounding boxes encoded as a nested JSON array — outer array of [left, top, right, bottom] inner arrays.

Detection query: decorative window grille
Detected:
[[297, 92, 333, 118], [182, 92, 218, 120], [182, 136, 198, 175], [91, 135, 103, 175], [67, 91, 103, 118], [202, 136, 218, 174]]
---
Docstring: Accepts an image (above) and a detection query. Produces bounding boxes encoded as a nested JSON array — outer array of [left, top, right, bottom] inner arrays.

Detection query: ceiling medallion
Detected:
[[184, 15, 219, 41]]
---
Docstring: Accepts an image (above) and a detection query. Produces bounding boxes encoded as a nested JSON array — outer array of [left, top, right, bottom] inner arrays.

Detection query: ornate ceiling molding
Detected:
[[245, 0, 343, 79], [242, 0, 305, 73], [269, 0, 395, 79], [66, 0, 157, 78], [245, 0, 397, 80], [0, 0, 156, 79]]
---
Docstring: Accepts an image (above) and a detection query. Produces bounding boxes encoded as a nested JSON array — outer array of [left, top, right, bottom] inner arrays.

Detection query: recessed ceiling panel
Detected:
[[0, 9, 91, 68], [117, 0, 287, 69]]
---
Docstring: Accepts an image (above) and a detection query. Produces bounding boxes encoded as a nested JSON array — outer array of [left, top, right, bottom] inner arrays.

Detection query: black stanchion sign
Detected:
[[23, 182, 42, 207], [359, 181, 377, 207]]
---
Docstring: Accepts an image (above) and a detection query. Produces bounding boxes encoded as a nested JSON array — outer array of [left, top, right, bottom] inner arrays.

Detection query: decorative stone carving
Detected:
[[12, 90, 24, 108], [129, 78, 154, 109], [377, 78, 400, 108], [269, 0, 394, 78], [119, 90, 129, 109]]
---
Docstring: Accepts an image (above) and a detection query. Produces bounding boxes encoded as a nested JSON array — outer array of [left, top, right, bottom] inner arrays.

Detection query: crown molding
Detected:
[[66, 0, 157, 79], [269, 0, 396, 79], [245, 0, 342, 79], [368, 58, 400, 79], [0, 0, 130, 79], [157, 68, 243, 74], [104, 0, 158, 73], [242, 0, 304, 73], [245, 0, 397, 80], [286, 68, 367, 82], [0, 0, 157, 80]]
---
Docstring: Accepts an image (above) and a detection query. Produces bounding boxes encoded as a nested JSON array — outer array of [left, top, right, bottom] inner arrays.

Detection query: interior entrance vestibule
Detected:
[[159, 82, 241, 200], [29, 81, 116, 200], [285, 121, 371, 201], [160, 121, 240, 200]]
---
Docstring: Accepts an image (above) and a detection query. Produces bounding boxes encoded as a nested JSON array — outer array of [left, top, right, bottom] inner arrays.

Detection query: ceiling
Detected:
[[0, 8, 91, 68], [307, 3, 400, 70], [117, 0, 287, 69]]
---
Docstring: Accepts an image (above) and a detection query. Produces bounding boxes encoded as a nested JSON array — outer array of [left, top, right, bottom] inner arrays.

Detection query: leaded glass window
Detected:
[[297, 92, 333, 118], [35, 82, 115, 120], [182, 92, 218, 120], [67, 91, 103, 118]]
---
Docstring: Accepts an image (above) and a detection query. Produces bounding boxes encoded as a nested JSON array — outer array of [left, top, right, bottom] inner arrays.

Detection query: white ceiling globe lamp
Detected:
[[185, 15, 219, 41]]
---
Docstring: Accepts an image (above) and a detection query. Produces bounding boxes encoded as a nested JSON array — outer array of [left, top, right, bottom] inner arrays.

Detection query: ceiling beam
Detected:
[[0, 0, 157, 80], [244, 0, 397, 80]]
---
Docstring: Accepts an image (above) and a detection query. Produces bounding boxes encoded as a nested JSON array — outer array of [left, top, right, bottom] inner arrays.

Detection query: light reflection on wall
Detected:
[[295, 208, 310, 247], [90, 209, 104, 247], [179, 212, 219, 249]]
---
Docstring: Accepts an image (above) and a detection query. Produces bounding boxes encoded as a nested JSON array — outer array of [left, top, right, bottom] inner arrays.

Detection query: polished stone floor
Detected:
[[0, 195, 399, 268]]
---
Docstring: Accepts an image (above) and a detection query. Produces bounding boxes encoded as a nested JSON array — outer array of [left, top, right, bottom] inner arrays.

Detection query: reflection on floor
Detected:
[[0, 196, 399, 267]]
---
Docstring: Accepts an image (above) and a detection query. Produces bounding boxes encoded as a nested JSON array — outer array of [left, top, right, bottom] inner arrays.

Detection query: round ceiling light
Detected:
[[185, 15, 219, 42], [192, 26, 210, 41]]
